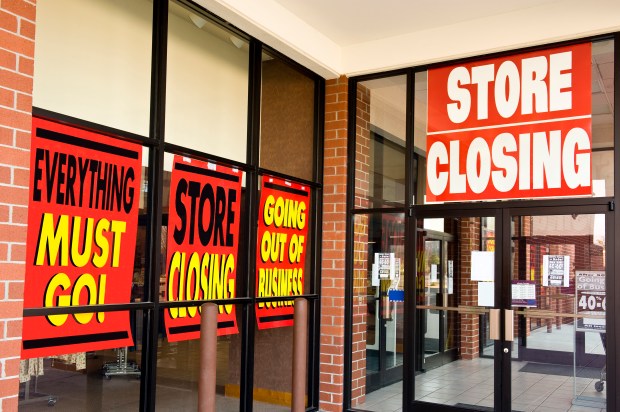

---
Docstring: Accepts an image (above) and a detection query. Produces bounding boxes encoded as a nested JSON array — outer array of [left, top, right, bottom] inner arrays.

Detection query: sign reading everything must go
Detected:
[[426, 43, 592, 202], [22, 117, 142, 358]]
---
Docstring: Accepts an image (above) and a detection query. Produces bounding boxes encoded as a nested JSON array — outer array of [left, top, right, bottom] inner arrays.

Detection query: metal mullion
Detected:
[[239, 38, 262, 412], [611, 31, 620, 412], [343, 76, 358, 410], [308, 75, 325, 409], [141, 0, 168, 411], [498, 208, 510, 412], [404, 68, 416, 409]]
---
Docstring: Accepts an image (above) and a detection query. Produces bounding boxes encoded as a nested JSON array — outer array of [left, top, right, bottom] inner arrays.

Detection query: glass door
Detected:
[[414, 211, 503, 410], [412, 205, 611, 412], [418, 231, 458, 370], [507, 206, 610, 412]]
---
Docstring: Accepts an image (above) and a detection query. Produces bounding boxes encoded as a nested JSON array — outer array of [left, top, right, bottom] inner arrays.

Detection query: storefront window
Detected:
[[260, 53, 316, 181], [165, 1, 249, 163], [355, 76, 407, 209], [19, 312, 142, 411], [33, 0, 152, 136], [154, 307, 242, 411]]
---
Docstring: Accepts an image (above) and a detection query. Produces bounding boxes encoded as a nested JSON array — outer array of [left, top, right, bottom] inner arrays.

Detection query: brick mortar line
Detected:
[[0, 9, 36, 25]]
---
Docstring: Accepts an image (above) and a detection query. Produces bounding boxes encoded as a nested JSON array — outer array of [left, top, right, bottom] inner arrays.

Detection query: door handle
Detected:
[[489, 309, 500, 340], [505, 309, 514, 342]]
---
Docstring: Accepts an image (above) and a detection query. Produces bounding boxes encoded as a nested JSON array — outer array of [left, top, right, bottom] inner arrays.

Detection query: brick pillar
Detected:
[[0, 0, 36, 410], [320, 76, 348, 411]]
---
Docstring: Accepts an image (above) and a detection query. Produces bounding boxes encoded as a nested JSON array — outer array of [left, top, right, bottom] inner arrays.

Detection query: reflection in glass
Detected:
[[354, 213, 404, 411], [155, 308, 242, 411], [19, 312, 142, 411], [355, 76, 407, 208]]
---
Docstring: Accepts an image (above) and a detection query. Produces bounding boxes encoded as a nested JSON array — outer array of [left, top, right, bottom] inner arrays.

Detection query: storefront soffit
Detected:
[[197, 0, 620, 78]]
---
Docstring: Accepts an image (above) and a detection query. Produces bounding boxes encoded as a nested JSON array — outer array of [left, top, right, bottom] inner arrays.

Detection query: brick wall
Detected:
[[0, 0, 36, 410], [320, 75, 348, 411]]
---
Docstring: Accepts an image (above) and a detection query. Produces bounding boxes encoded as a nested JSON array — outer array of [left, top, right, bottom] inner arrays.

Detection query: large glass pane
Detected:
[[251, 326, 296, 411], [259, 53, 315, 181], [354, 213, 404, 411], [355, 76, 407, 209], [19, 311, 143, 410], [155, 307, 242, 411], [415, 216, 495, 409], [165, 1, 249, 163], [511, 214, 607, 411], [34, 0, 152, 136]]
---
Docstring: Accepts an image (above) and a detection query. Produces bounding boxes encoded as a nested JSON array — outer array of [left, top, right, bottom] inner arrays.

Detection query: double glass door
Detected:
[[413, 204, 610, 412]]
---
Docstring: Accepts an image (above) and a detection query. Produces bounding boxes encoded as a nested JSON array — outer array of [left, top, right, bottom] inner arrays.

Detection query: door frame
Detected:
[[408, 197, 616, 412]]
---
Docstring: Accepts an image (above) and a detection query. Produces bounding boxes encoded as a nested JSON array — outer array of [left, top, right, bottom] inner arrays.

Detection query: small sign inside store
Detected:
[[426, 43, 592, 202]]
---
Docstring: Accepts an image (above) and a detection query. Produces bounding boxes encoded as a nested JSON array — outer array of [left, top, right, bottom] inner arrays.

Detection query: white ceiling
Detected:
[[199, 0, 620, 78], [271, 0, 561, 46]]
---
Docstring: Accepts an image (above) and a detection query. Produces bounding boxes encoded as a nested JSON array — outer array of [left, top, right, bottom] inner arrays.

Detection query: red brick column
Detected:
[[0, 0, 36, 409], [320, 76, 348, 411]]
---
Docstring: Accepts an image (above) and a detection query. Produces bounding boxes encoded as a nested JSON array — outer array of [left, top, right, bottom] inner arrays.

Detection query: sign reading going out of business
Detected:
[[426, 43, 592, 202], [256, 176, 310, 329], [164, 156, 241, 341], [576, 271, 606, 332], [22, 117, 142, 358]]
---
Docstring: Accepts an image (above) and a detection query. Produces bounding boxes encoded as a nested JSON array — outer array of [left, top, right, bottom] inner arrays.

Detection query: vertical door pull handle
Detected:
[[505, 309, 514, 342], [489, 309, 500, 340]]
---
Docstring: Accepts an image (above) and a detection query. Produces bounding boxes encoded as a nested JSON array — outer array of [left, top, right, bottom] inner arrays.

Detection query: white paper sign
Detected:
[[471, 251, 494, 281], [478, 281, 495, 306], [371, 263, 379, 286]]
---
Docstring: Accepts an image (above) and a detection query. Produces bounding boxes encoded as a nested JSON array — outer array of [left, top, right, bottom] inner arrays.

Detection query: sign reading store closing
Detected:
[[256, 176, 310, 329], [22, 117, 141, 358], [164, 156, 241, 341], [426, 43, 592, 202]]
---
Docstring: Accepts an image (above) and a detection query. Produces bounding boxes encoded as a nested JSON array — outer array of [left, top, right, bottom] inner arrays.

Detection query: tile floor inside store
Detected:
[[360, 326, 607, 412]]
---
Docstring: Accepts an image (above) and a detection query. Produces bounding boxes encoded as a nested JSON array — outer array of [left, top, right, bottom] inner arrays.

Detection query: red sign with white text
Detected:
[[22, 117, 141, 358], [255, 177, 310, 329], [426, 43, 592, 202], [164, 156, 241, 341]]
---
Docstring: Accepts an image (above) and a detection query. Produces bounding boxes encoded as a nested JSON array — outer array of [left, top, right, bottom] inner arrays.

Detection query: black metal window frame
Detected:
[[344, 33, 620, 412], [23, 0, 325, 411]]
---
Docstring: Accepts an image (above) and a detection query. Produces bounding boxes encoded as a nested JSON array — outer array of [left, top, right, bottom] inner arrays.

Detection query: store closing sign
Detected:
[[256, 177, 310, 329], [426, 43, 592, 202], [22, 117, 141, 358], [164, 156, 241, 341]]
